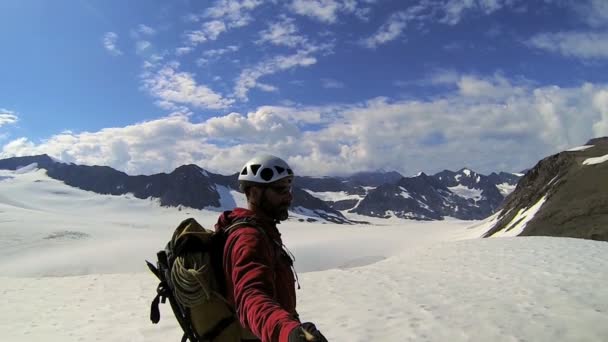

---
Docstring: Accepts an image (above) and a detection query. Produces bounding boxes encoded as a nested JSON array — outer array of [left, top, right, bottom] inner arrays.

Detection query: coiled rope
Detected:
[[171, 252, 214, 307]]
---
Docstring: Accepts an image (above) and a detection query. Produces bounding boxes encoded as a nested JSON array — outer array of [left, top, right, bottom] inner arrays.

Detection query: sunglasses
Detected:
[[265, 184, 293, 195]]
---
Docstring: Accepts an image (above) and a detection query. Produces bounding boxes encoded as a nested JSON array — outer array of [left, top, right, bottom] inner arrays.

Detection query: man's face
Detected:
[[254, 177, 293, 221]]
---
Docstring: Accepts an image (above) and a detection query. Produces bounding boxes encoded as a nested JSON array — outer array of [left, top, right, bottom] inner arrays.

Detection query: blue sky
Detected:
[[1, 0, 608, 176]]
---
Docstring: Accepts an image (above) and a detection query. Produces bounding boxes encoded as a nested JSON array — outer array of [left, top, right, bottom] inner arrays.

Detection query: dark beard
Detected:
[[260, 197, 290, 221]]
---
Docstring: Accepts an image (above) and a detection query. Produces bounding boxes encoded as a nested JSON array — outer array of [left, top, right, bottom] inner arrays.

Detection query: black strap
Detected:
[[146, 260, 161, 279], [150, 292, 161, 324], [150, 282, 170, 324]]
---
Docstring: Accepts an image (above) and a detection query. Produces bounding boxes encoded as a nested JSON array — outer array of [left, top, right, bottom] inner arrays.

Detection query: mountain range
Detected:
[[0, 154, 521, 223]]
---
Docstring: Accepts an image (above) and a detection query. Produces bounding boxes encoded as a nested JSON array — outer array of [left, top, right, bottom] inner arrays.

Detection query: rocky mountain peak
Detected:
[[482, 138, 608, 241], [585, 137, 608, 145]]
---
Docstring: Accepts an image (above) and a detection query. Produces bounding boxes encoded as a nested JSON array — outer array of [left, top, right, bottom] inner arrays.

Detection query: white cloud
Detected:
[[142, 53, 166, 70], [361, 3, 435, 49], [0, 109, 18, 128], [234, 48, 320, 101], [440, 0, 510, 25], [184, 0, 264, 47], [203, 20, 227, 40], [186, 20, 227, 45], [130, 24, 157, 40], [137, 24, 156, 36], [362, 11, 409, 48], [196, 46, 240, 66], [428, 70, 461, 85], [142, 63, 234, 110], [256, 82, 279, 92], [3, 76, 606, 177], [257, 17, 308, 48], [322, 78, 345, 89], [175, 47, 193, 56], [203, 45, 239, 58], [0, 112, 301, 175], [456, 74, 527, 99], [289, 0, 361, 23], [361, 0, 516, 48], [592, 89, 608, 136], [135, 41, 151, 54], [527, 32, 608, 59], [353, 6, 372, 21], [570, 0, 608, 28], [205, 0, 264, 24], [102, 32, 122, 56]]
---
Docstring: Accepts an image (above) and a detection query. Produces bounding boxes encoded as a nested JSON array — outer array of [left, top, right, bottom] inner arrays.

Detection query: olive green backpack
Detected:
[[147, 217, 261, 342]]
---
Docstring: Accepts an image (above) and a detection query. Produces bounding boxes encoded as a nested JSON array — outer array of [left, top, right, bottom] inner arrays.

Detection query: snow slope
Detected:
[[583, 153, 608, 166], [1, 167, 607, 341]]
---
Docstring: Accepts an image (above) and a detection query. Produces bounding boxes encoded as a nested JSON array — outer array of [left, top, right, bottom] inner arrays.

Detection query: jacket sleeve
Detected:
[[226, 228, 301, 342]]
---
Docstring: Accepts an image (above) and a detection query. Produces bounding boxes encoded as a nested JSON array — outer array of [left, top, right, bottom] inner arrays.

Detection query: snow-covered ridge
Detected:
[[15, 163, 38, 174], [566, 145, 594, 152]]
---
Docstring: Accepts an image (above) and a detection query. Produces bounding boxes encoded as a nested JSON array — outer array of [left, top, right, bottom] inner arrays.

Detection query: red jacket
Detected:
[[215, 208, 301, 342]]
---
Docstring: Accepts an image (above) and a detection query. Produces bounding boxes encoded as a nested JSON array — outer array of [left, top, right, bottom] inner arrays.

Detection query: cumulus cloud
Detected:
[[3, 77, 607, 177], [456, 74, 528, 99], [527, 32, 608, 59], [257, 17, 308, 48], [0, 109, 18, 128], [102, 32, 122, 56], [142, 62, 234, 110], [0, 111, 301, 175]]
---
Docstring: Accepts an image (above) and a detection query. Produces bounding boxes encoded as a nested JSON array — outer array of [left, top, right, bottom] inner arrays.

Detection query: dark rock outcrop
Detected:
[[483, 137, 608, 241]]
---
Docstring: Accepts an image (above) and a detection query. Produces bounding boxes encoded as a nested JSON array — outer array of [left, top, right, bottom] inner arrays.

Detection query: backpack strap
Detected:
[[147, 249, 201, 342]]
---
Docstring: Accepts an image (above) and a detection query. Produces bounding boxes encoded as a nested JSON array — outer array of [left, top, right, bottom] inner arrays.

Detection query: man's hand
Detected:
[[288, 322, 328, 342]]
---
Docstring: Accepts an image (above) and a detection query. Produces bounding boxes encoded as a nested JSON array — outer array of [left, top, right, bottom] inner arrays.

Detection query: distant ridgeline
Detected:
[[1, 137, 605, 239], [482, 137, 608, 242], [0, 154, 522, 224]]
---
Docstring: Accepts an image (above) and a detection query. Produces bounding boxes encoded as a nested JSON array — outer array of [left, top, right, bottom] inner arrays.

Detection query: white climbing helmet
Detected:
[[238, 154, 294, 184]]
